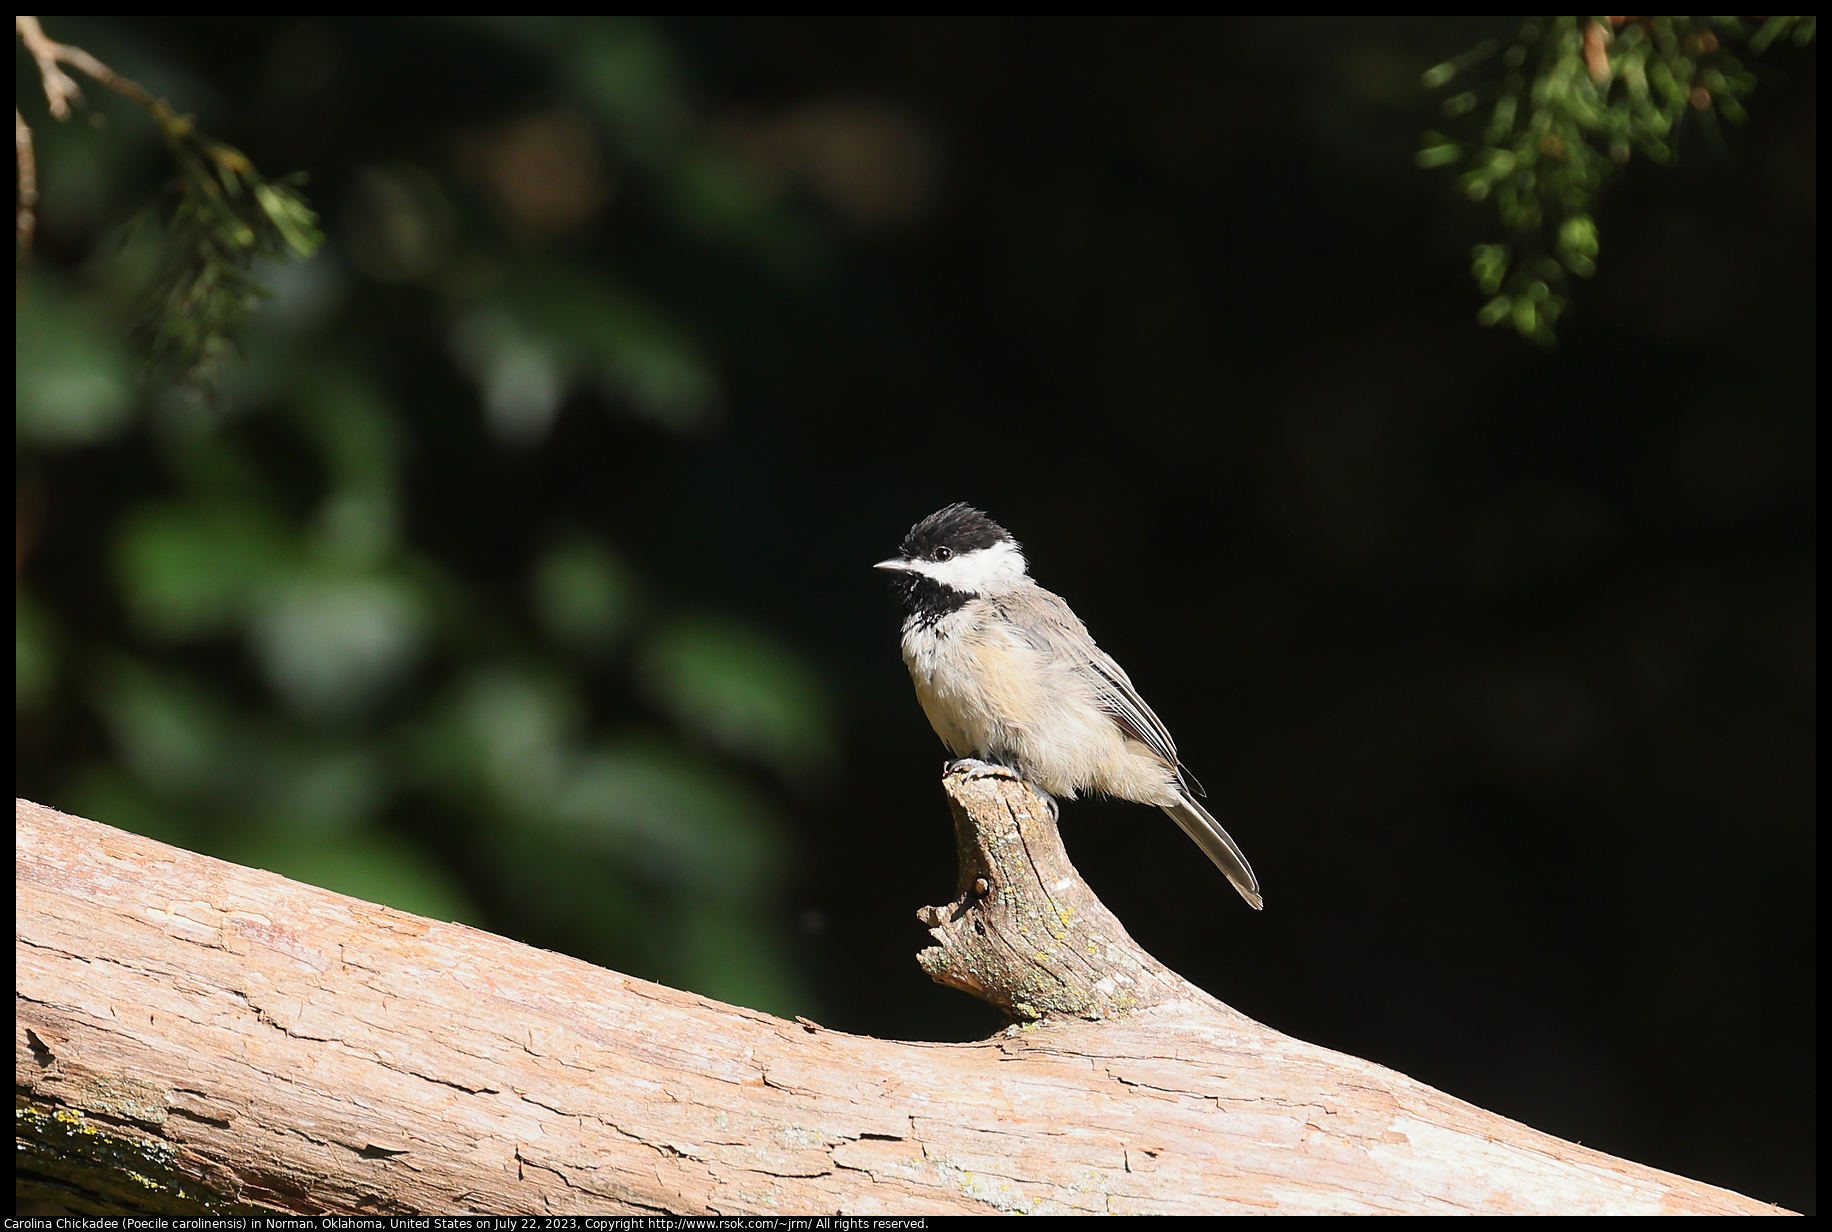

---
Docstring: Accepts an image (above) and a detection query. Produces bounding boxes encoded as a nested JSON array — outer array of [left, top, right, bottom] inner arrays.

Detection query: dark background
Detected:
[[16, 18, 1814, 1211]]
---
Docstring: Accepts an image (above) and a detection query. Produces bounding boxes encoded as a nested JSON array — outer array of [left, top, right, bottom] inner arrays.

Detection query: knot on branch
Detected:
[[915, 762, 1202, 1023]]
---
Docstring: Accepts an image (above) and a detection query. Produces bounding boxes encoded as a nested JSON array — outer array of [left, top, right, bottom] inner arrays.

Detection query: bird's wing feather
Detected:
[[1004, 586, 1187, 776]]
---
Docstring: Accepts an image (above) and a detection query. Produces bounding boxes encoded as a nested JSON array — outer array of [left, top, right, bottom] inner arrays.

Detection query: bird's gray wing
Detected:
[[1005, 587, 1193, 785]]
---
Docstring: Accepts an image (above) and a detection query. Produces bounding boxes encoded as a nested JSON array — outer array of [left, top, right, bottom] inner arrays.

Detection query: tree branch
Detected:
[[17, 14, 175, 259], [915, 760, 1205, 1020], [15, 796, 1792, 1215], [18, 16, 172, 121]]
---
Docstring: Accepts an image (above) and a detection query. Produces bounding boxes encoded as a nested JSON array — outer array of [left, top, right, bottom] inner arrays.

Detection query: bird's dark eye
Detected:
[[934, 546, 954, 561]]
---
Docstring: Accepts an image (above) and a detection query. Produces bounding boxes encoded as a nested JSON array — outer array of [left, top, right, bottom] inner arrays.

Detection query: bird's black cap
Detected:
[[898, 502, 1016, 561]]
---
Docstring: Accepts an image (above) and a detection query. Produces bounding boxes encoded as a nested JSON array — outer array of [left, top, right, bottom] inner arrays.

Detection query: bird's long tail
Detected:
[[1160, 795, 1263, 910]]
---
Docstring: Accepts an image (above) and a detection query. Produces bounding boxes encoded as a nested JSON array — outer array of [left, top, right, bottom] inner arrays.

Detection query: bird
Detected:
[[875, 502, 1262, 910]]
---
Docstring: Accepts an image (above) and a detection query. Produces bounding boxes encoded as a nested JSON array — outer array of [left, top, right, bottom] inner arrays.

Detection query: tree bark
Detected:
[[15, 794, 1792, 1215], [915, 760, 1201, 1021]]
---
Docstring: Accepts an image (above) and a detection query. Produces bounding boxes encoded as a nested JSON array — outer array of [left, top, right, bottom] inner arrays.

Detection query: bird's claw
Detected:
[[945, 757, 1020, 782]]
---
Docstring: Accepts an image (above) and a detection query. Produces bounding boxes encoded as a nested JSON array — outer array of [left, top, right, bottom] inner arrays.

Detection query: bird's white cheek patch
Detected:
[[912, 540, 1029, 593]]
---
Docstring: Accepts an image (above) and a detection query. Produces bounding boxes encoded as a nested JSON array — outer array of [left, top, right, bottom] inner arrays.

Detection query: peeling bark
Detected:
[[15, 797, 1793, 1215]]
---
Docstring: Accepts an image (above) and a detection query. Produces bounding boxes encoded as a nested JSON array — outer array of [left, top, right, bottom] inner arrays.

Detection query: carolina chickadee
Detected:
[[876, 503, 1263, 910]]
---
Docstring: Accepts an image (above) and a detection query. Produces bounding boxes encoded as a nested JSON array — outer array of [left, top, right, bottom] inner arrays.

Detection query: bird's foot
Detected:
[[943, 760, 1057, 818], [945, 757, 1020, 782]]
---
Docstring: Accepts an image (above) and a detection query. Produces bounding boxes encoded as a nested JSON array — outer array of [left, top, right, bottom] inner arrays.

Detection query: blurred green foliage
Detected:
[[17, 15, 323, 387], [136, 144, 321, 388], [1420, 16, 1815, 344], [16, 16, 834, 1018]]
